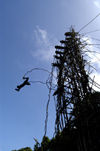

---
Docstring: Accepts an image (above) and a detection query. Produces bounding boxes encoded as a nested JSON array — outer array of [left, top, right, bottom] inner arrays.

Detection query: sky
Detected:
[[0, 0, 100, 151]]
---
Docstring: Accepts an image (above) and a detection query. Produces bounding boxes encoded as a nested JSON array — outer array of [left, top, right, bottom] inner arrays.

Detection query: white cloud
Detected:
[[82, 36, 100, 91], [82, 36, 100, 68], [32, 27, 100, 90], [31, 26, 58, 62], [93, 0, 100, 8]]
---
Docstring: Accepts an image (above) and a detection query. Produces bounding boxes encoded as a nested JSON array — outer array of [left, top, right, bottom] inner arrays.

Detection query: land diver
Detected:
[[15, 77, 30, 91]]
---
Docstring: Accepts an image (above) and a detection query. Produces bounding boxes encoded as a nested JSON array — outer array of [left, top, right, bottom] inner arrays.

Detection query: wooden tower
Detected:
[[52, 28, 91, 134]]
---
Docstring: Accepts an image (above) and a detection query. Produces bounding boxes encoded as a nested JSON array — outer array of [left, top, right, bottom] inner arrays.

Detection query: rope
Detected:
[[79, 13, 100, 33], [89, 76, 100, 89], [29, 80, 46, 85], [90, 37, 100, 42], [84, 49, 100, 55], [87, 44, 100, 46], [23, 67, 56, 136], [23, 67, 56, 79], [81, 29, 100, 35], [44, 66, 54, 136], [23, 67, 51, 77]]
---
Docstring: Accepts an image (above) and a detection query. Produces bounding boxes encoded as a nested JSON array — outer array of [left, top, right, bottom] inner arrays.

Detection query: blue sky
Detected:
[[1, 0, 100, 151]]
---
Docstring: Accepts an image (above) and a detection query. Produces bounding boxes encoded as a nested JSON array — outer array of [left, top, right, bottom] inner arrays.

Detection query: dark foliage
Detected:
[[33, 92, 100, 151]]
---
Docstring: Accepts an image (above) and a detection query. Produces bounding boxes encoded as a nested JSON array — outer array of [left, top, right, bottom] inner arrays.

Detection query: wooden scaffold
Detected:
[[52, 27, 91, 134]]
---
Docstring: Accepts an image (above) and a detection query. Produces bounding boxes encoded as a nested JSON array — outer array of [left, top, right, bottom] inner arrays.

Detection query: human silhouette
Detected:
[[15, 77, 30, 91]]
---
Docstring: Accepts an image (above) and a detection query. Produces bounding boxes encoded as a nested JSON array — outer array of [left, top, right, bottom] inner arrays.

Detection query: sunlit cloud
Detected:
[[31, 26, 58, 62], [82, 36, 100, 69], [32, 27, 100, 91], [82, 35, 100, 91], [93, 0, 100, 8]]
